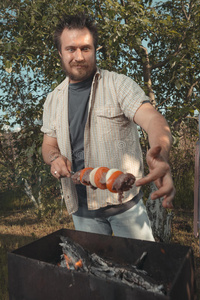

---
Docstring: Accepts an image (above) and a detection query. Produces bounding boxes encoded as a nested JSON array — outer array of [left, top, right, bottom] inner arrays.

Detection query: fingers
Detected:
[[135, 166, 168, 186], [51, 156, 72, 179], [66, 159, 72, 174], [162, 195, 174, 209], [151, 185, 175, 207], [51, 168, 62, 179], [136, 168, 175, 209], [149, 175, 175, 208], [52, 170, 59, 178], [135, 175, 152, 187], [51, 166, 70, 178], [136, 151, 170, 188]]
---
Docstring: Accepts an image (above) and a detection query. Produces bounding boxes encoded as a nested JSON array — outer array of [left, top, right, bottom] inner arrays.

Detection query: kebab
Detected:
[[71, 167, 135, 202]]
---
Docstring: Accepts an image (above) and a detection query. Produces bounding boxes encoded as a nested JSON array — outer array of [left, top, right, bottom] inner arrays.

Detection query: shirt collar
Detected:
[[57, 68, 101, 91]]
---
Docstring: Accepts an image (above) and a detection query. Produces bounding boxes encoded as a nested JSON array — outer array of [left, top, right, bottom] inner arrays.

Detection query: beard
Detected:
[[61, 58, 97, 83]]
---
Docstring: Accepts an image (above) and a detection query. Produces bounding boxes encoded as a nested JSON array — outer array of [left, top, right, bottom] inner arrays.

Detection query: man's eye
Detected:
[[67, 48, 74, 52]]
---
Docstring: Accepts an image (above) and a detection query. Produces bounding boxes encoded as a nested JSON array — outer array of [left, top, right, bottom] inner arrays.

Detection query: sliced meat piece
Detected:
[[112, 173, 136, 192], [82, 169, 95, 187], [71, 168, 97, 189]]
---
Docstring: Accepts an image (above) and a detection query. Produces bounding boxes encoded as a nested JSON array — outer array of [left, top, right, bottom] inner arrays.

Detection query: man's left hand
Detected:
[[135, 145, 175, 208]]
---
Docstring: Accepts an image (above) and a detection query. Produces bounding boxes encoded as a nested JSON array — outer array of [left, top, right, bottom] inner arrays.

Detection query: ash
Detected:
[[59, 236, 165, 295]]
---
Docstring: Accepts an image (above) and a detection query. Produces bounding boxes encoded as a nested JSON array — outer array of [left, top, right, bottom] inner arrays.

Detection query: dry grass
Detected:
[[0, 207, 199, 299], [171, 209, 200, 299], [0, 208, 74, 300]]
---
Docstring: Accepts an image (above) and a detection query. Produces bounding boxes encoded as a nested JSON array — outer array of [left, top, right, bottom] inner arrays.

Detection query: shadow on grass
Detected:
[[1, 214, 41, 227], [0, 233, 38, 300], [0, 208, 73, 228]]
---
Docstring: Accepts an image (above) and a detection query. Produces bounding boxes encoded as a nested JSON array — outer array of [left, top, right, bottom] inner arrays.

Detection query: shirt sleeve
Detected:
[[41, 92, 57, 138], [116, 74, 150, 121]]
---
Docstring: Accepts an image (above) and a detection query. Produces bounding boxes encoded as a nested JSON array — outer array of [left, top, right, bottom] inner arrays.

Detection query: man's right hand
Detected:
[[50, 155, 72, 179], [42, 134, 72, 179]]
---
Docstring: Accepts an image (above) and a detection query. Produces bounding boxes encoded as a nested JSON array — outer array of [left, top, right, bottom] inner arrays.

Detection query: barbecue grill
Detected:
[[8, 228, 196, 300]]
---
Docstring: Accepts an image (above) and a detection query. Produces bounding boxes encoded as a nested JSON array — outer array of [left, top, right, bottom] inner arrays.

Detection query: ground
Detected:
[[0, 207, 199, 299]]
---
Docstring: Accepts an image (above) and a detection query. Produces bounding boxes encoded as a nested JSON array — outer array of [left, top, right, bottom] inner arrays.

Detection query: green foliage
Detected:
[[0, 189, 30, 211], [1, 0, 199, 107], [170, 120, 197, 209]]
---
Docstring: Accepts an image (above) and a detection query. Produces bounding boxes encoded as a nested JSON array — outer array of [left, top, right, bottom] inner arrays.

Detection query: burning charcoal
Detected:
[[59, 236, 89, 272], [59, 236, 166, 295]]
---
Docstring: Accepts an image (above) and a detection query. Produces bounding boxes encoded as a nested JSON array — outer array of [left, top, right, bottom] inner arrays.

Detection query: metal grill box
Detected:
[[8, 228, 196, 300]]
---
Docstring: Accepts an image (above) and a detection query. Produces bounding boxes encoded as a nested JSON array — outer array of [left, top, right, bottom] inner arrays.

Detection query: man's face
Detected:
[[59, 27, 97, 83]]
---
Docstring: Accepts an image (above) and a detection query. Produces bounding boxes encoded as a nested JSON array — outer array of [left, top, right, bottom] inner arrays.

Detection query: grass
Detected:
[[0, 202, 199, 299]]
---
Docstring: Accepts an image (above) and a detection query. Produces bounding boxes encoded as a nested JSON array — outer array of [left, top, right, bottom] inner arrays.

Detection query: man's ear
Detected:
[[59, 51, 62, 58]]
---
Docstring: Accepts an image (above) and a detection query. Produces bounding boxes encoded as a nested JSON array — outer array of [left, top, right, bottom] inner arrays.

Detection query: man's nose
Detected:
[[74, 49, 84, 61]]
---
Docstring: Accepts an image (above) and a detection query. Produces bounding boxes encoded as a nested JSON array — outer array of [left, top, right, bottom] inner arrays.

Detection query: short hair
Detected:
[[54, 12, 98, 52]]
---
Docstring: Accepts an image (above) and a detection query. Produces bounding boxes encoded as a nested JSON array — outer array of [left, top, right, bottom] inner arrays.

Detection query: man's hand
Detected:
[[50, 155, 72, 179], [42, 134, 73, 179], [135, 146, 175, 208]]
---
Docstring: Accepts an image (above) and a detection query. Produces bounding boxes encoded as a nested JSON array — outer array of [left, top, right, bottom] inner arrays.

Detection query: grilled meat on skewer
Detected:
[[71, 167, 135, 202]]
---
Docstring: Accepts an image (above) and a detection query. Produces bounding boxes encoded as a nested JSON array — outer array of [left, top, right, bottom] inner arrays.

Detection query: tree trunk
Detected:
[[146, 182, 173, 243], [140, 46, 156, 106], [23, 179, 41, 209]]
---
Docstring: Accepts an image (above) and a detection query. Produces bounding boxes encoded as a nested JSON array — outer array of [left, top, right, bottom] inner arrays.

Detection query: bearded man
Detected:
[[41, 13, 175, 241]]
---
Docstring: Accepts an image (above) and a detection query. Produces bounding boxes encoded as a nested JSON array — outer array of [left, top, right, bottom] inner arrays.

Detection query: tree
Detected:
[[1, 0, 199, 111], [0, 70, 60, 212]]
